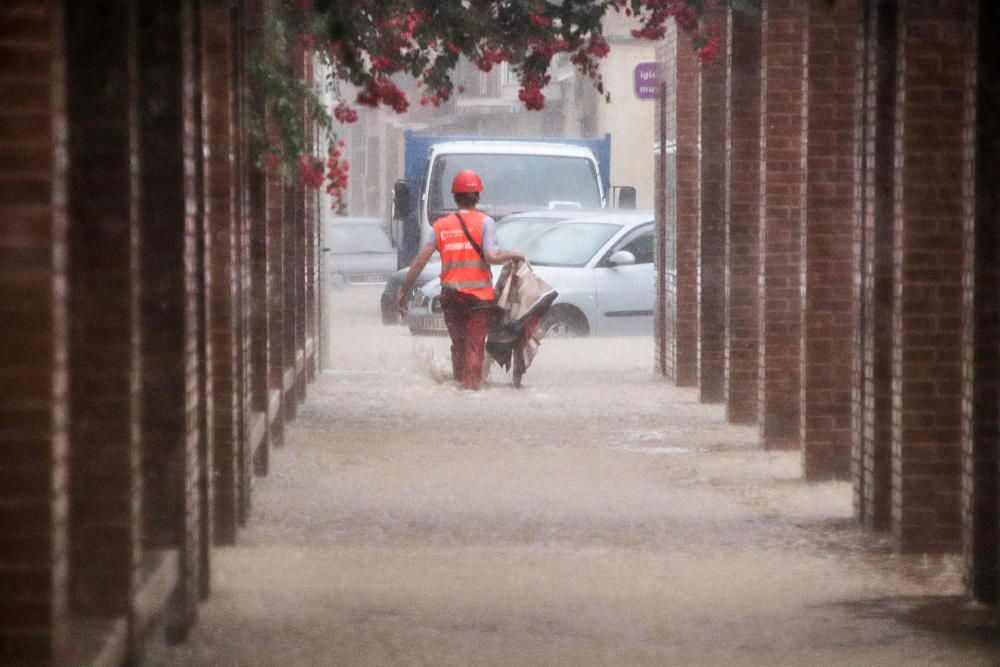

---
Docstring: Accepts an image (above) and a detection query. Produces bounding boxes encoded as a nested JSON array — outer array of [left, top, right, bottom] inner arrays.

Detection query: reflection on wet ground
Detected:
[[154, 287, 999, 666], [834, 595, 1000, 648]]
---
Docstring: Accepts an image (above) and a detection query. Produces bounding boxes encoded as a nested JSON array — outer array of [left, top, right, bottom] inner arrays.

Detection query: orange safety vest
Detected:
[[434, 210, 494, 301]]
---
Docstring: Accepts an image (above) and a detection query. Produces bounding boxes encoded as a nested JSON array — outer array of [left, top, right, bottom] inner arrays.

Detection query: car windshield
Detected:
[[427, 153, 602, 213], [524, 222, 621, 267], [496, 217, 563, 249], [328, 225, 392, 254]]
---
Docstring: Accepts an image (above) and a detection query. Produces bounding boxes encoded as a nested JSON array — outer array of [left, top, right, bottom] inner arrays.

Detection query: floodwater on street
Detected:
[[154, 286, 999, 666]]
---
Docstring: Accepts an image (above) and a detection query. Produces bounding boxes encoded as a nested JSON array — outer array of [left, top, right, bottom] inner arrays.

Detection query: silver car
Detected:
[[408, 211, 655, 337], [400, 208, 598, 332]]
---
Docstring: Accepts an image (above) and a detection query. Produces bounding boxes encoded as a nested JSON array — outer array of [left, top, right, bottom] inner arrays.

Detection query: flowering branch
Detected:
[[250, 0, 757, 208]]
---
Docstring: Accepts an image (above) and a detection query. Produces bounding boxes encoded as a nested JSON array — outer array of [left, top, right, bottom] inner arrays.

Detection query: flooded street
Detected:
[[157, 287, 997, 666]]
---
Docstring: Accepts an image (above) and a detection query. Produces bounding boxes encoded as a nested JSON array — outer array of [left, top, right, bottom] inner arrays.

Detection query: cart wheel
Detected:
[[512, 341, 525, 388]]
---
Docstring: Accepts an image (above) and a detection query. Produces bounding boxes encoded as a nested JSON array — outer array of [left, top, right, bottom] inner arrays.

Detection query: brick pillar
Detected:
[[189, 3, 213, 603], [0, 4, 70, 664], [800, 0, 860, 479], [289, 51, 307, 404], [697, 7, 727, 404], [245, 0, 270, 478], [891, 0, 974, 553], [282, 181, 297, 419], [265, 124, 285, 450], [65, 0, 142, 628], [137, 0, 201, 636], [758, 0, 806, 450], [654, 50, 669, 376], [233, 2, 255, 520], [657, 21, 699, 386], [854, 0, 897, 531], [202, 1, 240, 546], [295, 163, 308, 400], [249, 159, 269, 480], [962, 0, 999, 603], [304, 75, 319, 382], [724, 8, 761, 425]]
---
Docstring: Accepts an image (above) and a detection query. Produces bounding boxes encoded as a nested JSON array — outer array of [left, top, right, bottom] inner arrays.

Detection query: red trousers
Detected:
[[440, 289, 493, 390]]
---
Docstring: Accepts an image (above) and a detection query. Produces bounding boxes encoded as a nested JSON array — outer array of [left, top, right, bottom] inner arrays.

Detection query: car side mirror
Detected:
[[617, 186, 637, 209], [608, 250, 636, 267], [392, 180, 411, 220], [390, 180, 411, 247]]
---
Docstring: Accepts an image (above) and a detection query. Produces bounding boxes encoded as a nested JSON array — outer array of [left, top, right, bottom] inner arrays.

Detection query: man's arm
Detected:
[[396, 243, 437, 315], [479, 217, 523, 265], [483, 248, 524, 265]]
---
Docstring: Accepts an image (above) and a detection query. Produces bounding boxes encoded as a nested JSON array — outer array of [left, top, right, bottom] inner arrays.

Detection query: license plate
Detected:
[[421, 316, 446, 331], [347, 273, 385, 285]]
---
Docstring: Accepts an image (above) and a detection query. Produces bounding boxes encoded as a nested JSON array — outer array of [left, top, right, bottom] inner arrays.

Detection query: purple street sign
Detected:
[[634, 61, 658, 100]]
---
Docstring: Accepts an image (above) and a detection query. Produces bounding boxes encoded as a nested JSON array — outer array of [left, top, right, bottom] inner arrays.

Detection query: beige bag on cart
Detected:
[[488, 259, 558, 385]]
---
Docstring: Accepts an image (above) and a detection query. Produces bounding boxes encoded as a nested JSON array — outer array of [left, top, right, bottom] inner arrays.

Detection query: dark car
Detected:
[[326, 217, 397, 289]]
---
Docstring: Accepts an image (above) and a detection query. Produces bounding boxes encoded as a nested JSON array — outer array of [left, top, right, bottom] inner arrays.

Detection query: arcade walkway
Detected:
[[152, 289, 997, 665]]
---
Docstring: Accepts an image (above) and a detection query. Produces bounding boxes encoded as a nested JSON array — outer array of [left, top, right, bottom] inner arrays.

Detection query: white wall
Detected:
[[596, 41, 658, 210]]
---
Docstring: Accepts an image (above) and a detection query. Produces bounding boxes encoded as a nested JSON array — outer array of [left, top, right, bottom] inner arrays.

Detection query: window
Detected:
[[427, 153, 603, 213], [612, 225, 655, 264], [524, 222, 621, 267]]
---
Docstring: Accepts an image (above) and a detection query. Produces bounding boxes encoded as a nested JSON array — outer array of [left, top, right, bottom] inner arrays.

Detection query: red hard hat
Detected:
[[451, 170, 484, 193]]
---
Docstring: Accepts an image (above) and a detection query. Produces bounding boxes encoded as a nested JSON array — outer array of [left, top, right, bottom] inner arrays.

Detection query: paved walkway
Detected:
[[155, 288, 997, 665]]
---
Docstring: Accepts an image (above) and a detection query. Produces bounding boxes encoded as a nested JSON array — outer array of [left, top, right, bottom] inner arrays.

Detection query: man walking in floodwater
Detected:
[[396, 170, 524, 390]]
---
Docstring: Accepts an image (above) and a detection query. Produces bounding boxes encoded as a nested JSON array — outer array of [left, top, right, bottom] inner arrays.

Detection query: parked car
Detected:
[[326, 217, 396, 289], [407, 211, 655, 337], [380, 208, 597, 325]]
